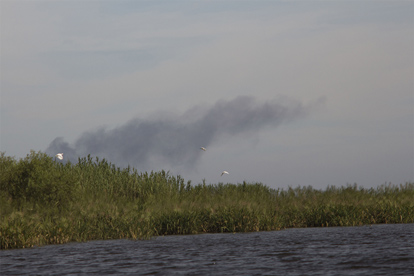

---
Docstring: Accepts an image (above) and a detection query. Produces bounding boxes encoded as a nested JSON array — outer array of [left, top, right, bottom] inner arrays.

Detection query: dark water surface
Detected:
[[1, 223, 413, 275]]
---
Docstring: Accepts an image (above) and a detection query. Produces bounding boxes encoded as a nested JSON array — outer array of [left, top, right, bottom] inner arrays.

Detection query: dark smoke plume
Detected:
[[46, 96, 323, 171]]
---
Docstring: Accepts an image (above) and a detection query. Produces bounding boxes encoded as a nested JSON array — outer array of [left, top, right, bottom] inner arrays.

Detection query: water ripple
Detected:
[[1, 224, 413, 275]]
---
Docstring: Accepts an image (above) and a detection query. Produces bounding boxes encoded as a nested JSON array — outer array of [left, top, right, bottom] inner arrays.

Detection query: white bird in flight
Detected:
[[200, 147, 206, 151], [221, 171, 229, 176], [55, 153, 63, 160]]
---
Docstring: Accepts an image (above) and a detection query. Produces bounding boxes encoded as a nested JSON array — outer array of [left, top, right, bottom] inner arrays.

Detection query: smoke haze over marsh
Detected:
[[46, 96, 322, 172], [3, 2, 412, 188]]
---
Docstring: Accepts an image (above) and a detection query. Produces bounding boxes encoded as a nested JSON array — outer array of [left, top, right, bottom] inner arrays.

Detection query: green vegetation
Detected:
[[1, 151, 413, 249]]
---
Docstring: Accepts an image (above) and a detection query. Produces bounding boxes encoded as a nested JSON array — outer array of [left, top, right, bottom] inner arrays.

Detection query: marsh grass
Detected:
[[1, 151, 413, 249]]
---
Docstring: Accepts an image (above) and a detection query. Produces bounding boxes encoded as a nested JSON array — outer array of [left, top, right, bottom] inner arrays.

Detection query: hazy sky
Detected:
[[1, 1, 413, 190]]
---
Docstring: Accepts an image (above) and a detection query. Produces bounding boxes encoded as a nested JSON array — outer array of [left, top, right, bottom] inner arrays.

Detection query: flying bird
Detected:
[[221, 171, 229, 176], [200, 147, 206, 151], [55, 153, 63, 160]]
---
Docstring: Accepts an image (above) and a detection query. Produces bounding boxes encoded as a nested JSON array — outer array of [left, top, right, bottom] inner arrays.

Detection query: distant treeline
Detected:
[[1, 151, 413, 250]]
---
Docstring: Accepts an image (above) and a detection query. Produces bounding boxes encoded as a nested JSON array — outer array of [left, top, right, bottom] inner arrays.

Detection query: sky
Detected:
[[1, 1, 413, 190]]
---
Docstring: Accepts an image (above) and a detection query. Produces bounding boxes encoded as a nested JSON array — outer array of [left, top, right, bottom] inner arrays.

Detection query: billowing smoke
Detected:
[[46, 96, 323, 171]]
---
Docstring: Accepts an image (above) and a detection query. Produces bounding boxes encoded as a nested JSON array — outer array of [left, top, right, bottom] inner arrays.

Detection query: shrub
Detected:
[[0, 151, 76, 209]]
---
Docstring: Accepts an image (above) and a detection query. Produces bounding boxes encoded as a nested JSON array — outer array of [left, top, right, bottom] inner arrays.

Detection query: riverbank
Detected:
[[1, 151, 413, 249]]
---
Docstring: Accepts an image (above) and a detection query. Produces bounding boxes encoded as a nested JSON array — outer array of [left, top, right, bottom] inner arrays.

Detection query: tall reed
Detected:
[[1, 151, 413, 249]]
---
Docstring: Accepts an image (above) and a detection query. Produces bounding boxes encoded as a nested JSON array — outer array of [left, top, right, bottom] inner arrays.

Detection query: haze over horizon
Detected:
[[1, 1, 413, 189], [45, 95, 324, 175]]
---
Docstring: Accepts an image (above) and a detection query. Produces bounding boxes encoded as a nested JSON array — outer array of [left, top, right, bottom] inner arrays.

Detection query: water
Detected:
[[1, 224, 413, 275]]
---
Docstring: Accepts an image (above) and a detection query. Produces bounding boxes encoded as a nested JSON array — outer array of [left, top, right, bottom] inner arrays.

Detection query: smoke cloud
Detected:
[[46, 96, 323, 171]]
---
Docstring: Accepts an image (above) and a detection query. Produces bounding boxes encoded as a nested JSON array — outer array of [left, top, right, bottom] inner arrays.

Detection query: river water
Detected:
[[1, 223, 413, 275]]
